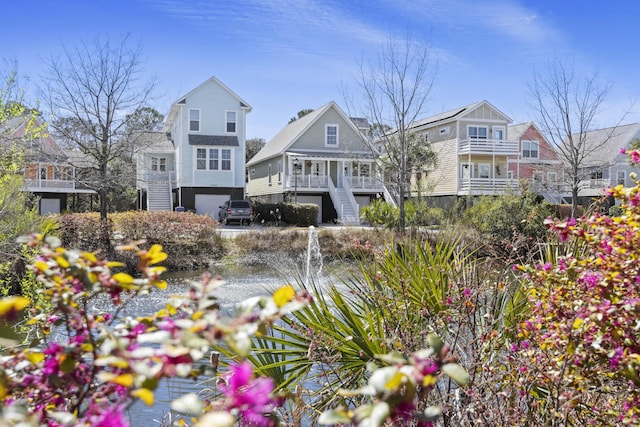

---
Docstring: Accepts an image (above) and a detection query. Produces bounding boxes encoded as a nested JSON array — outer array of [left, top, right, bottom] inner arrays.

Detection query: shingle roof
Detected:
[[507, 122, 533, 140], [570, 122, 640, 167], [247, 102, 334, 166], [188, 134, 239, 146]]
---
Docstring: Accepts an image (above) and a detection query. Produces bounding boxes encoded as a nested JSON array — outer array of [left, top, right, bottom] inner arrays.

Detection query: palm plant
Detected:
[[215, 227, 532, 424]]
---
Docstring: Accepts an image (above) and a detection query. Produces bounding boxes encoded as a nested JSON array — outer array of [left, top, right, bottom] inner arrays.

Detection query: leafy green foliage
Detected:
[[360, 199, 445, 228], [253, 202, 318, 226], [459, 192, 553, 262]]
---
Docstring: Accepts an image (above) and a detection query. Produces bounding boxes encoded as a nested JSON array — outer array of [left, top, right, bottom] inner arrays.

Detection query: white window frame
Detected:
[[468, 125, 488, 140], [226, 110, 237, 134], [189, 108, 200, 132], [478, 163, 490, 179], [151, 156, 167, 172], [424, 131, 430, 142], [617, 170, 626, 186], [522, 140, 539, 159], [194, 147, 232, 171], [493, 126, 505, 141], [326, 124, 338, 146], [277, 160, 282, 183], [268, 164, 272, 185], [460, 163, 473, 179]]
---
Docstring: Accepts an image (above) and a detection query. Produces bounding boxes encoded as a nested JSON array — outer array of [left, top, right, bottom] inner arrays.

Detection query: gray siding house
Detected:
[[246, 101, 383, 224], [136, 76, 252, 216]]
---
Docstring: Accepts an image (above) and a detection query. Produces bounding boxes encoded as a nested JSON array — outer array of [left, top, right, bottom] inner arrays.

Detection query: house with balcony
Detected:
[[507, 122, 566, 203], [408, 100, 520, 207], [246, 101, 383, 224], [568, 122, 640, 205], [2, 116, 94, 214], [136, 76, 252, 216]]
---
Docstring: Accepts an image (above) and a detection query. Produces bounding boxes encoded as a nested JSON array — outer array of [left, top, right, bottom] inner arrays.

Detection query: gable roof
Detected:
[[410, 100, 512, 130], [507, 122, 534, 141], [163, 76, 252, 130], [572, 122, 640, 167], [247, 101, 366, 166]]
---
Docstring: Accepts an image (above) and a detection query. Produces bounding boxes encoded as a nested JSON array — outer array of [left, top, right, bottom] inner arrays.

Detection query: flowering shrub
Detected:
[[0, 234, 468, 427], [514, 152, 640, 425], [0, 234, 310, 426]]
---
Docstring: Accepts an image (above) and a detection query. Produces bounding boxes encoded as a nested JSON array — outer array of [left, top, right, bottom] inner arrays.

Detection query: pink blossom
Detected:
[[220, 362, 277, 426]]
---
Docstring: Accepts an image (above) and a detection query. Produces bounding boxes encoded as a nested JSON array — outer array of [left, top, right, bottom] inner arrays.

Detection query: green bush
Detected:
[[459, 192, 553, 262], [360, 199, 446, 228], [253, 202, 317, 226]]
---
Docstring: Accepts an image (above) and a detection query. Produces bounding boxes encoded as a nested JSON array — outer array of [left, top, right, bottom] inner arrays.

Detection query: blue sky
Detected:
[[3, 0, 639, 140]]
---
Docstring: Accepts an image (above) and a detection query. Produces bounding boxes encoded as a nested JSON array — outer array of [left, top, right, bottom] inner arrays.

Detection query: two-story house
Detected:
[[507, 122, 566, 203], [569, 122, 640, 205], [136, 76, 252, 216], [246, 101, 383, 224], [408, 100, 520, 208], [2, 116, 94, 214]]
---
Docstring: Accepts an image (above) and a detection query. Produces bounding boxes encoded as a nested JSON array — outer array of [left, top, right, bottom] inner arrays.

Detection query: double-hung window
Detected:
[[226, 111, 237, 133], [326, 124, 338, 146], [522, 140, 539, 159], [195, 148, 232, 171], [189, 109, 200, 132]]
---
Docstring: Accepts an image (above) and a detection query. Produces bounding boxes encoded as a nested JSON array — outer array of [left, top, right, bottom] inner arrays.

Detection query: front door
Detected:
[[342, 162, 351, 187], [311, 161, 325, 187]]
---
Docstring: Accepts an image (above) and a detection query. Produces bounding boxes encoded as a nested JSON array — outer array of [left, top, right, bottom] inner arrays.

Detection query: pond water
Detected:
[[121, 228, 334, 426], [118, 263, 293, 426]]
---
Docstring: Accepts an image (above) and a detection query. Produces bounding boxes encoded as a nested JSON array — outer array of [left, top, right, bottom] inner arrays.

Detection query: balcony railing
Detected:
[[459, 178, 519, 194], [24, 179, 76, 190], [139, 171, 177, 188], [459, 138, 519, 155]]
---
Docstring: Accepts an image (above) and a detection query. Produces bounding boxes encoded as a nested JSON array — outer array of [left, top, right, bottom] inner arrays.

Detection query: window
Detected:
[[277, 160, 282, 183], [226, 111, 237, 133], [439, 127, 450, 136], [189, 109, 200, 132], [326, 124, 338, 146], [617, 170, 626, 186], [195, 147, 231, 171], [221, 149, 231, 170], [468, 126, 488, 140], [209, 149, 219, 170], [493, 126, 505, 141], [424, 132, 429, 142], [590, 170, 603, 180], [478, 163, 490, 179], [522, 140, 539, 159], [268, 164, 272, 185], [151, 156, 166, 172]]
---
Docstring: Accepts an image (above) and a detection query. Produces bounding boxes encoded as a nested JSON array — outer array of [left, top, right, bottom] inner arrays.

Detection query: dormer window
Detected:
[[226, 111, 237, 133], [189, 109, 200, 132]]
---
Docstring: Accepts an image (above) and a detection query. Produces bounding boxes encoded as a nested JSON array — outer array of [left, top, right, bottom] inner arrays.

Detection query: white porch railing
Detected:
[[284, 174, 383, 191], [24, 179, 76, 190], [140, 171, 176, 187], [458, 138, 519, 154], [459, 178, 519, 193]]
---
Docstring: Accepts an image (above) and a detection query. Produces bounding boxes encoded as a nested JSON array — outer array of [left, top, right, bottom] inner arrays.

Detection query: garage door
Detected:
[[40, 198, 60, 215], [297, 195, 322, 224], [195, 194, 229, 219]]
